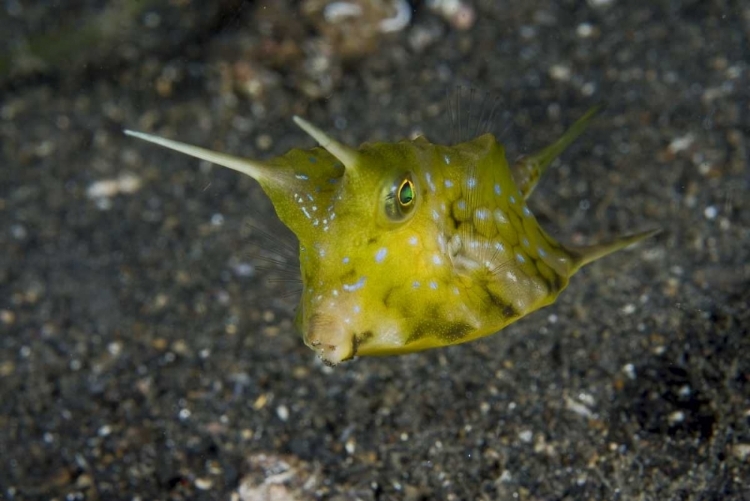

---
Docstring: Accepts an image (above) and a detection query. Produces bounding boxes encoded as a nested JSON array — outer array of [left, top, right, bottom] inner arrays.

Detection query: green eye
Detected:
[[398, 179, 414, 206], [383, 173, 417, 223]]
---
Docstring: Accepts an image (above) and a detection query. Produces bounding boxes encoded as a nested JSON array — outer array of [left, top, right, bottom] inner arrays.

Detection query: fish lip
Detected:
[[304, 313, 354, 365], [312, 342, 354, 366]]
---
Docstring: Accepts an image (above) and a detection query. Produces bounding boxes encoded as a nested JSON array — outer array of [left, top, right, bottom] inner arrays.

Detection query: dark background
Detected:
[[1, 0, 748, 499]]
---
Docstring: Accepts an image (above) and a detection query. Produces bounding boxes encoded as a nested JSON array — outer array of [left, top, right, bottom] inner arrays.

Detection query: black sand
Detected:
[[1, 1, 748, 499]]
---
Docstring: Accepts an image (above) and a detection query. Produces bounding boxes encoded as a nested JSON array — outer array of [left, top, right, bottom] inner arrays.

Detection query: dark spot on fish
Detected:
[[529, 258, 558, 295], [352, 331, 374, 356], [321, 357, 337, 367], [407, 317, 472, 344], [438, 322, 473, 343], [486, 287, 518, 319], [448, 213, 462, 231], [382, 286, 397, 308], [551, 273, 565, 293], [340, 269, 357, 282], [367, 237, 379, 245], [308, 156, 317, 164]]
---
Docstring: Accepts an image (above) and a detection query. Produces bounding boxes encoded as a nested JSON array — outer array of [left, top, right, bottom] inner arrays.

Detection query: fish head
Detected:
[[290, 129, 525, 364], [291, 136, 448, 364]]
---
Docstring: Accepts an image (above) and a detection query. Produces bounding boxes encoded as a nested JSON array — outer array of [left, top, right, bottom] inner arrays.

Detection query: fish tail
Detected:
[[567, 227, 661, 273], [513, 104, 605, 199]]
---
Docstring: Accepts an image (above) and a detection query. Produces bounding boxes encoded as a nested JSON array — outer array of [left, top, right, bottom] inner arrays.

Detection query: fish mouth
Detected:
[[304, 313, 356, 365]]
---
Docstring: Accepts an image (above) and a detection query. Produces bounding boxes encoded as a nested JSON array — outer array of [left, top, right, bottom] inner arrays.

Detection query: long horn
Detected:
[[292, 116, 359, 169], [123, 130, 266, 180]]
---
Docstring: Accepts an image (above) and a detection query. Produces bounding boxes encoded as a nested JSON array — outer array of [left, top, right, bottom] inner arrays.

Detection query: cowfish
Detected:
[[125, 105, 658, 365]]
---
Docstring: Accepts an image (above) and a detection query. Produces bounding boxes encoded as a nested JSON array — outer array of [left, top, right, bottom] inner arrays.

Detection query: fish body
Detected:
[[126, 106, 657, 365]]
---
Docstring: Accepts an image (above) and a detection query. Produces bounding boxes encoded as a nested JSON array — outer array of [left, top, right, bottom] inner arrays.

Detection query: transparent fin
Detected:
[[513, 104, 605, 199], [445, 85, 508, 145]]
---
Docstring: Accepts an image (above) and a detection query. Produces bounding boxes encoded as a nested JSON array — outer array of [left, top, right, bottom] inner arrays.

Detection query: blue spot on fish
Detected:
[[375, 247, 388, 263], [343, 276, 367, 292]]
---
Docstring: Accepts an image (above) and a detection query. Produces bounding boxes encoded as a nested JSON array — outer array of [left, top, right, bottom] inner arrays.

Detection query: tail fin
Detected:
[[513, 104, 605, 199], [567, 227, 661, 274]]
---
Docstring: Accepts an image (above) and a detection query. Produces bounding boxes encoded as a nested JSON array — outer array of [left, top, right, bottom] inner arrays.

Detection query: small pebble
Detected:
[[195, 478, 214, 490], [276, 405, 289, 422]]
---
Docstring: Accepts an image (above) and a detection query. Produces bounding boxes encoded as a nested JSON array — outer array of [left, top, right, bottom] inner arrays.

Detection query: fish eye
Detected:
[[398, 179, 414, 206], [383, 173, 417, 223]]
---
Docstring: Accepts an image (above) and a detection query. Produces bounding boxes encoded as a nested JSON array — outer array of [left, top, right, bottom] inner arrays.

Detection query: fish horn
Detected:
[[513, 104, 605, 199], [292, 116, 360, 169], [123, 129, 267, 181], [567, 227, 661, 273]]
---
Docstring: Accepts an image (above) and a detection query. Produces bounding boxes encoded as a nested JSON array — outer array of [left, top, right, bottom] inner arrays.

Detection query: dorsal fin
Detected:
[[445, 86, 507, 145]]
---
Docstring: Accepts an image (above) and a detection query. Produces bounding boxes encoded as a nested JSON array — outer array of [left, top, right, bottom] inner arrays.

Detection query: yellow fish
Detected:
[[125, 105, 658, 365]]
